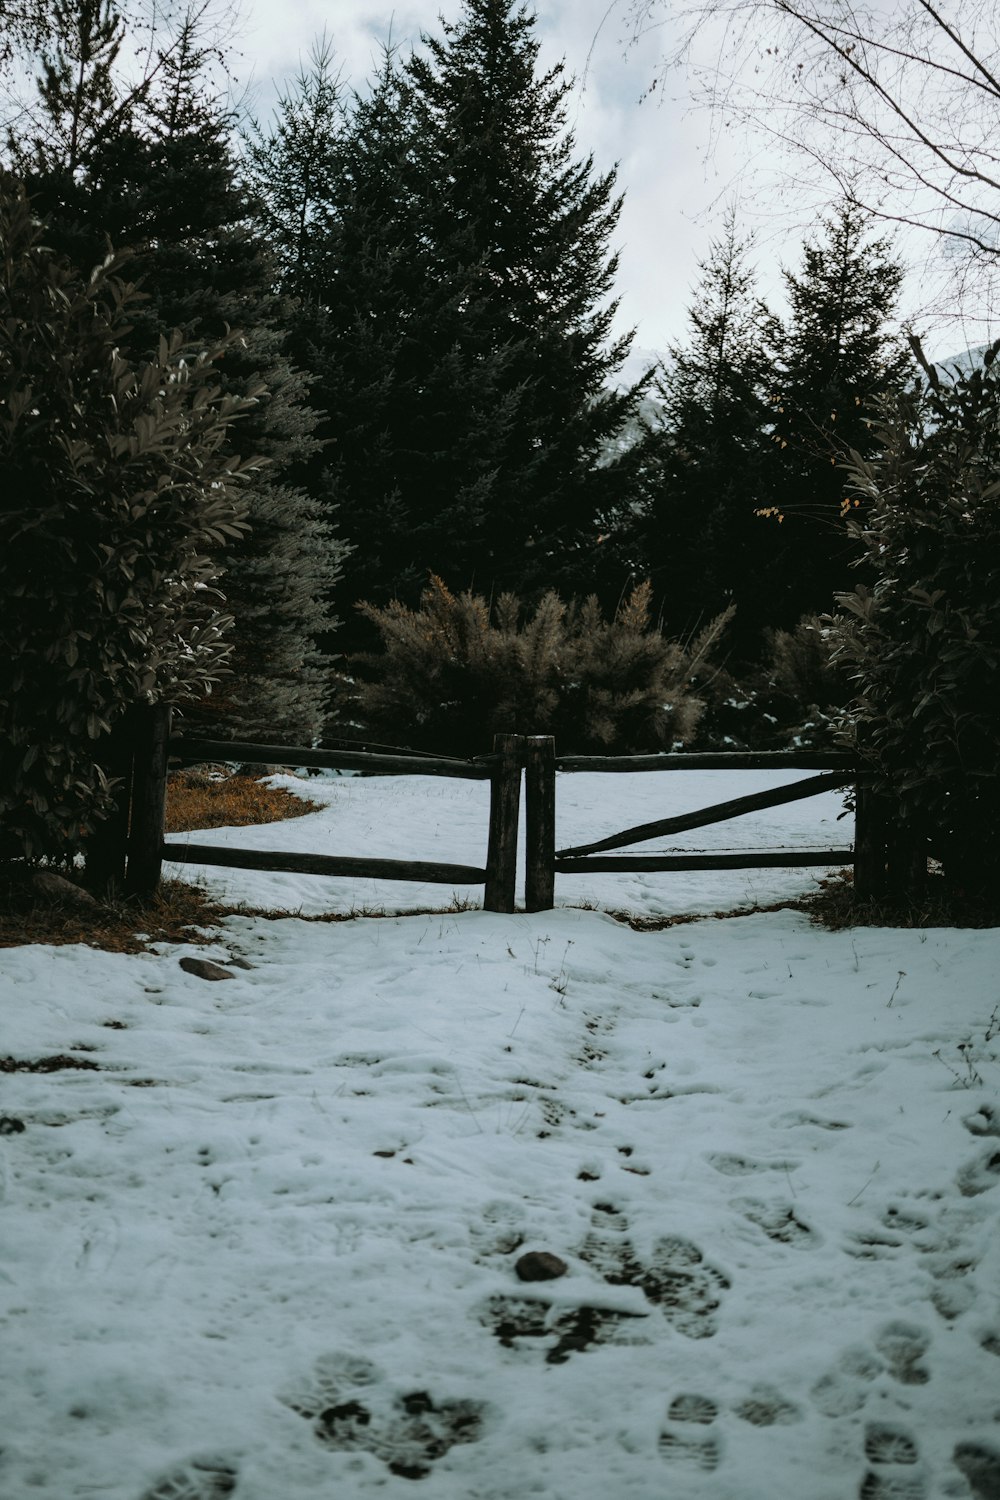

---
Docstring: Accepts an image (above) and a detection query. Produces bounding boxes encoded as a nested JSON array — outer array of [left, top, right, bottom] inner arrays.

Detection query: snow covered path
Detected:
[[2, 773, 999, 1499]]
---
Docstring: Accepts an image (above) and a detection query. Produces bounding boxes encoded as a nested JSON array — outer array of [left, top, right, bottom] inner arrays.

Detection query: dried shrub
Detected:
[[693, 615, 850, 749], [342, 577, 731, 754]]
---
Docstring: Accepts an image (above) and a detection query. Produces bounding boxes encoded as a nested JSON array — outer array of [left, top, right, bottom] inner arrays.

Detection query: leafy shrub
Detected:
[[340, 577, 731, 755], [0, 182, 260, 861], [829, 339, 1000, 889]]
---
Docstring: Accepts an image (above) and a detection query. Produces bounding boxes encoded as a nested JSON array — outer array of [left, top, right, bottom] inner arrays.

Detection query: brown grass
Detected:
[[798, 870, 1000, 930], [0, 876, 232, 954], [165, 770, 322, 832]]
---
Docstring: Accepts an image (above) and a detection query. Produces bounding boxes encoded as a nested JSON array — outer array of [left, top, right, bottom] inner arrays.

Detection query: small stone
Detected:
[[226, 957, 254, 970], [28, 871, 104, 913], [179, 956, 235, 982], [515, 1250, 568, 1282], [0, 1117, 26, 1134]]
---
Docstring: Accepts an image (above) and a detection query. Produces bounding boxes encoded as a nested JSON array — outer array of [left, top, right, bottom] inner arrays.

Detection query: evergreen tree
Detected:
[[0, 179, 256, 860], [253, 1, 644, 646], [763, 204, 908, 626], [633, 212, 776, 652], [27, 0, 123, 174], [243, 36, 345, 303], [10, 3, 347, 740], [399, 0, 639, 599], [249, 45, 419, 626]]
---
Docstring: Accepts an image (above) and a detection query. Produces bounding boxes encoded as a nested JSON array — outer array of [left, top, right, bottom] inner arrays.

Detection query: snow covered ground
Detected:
[[2, 770, 999, 1500]]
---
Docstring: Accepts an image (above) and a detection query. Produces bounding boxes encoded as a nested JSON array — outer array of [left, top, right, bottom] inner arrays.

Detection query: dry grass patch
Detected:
[[801, 870, 1000, 930], [0, 875, 230, 953], [166, 769, 322, 832]]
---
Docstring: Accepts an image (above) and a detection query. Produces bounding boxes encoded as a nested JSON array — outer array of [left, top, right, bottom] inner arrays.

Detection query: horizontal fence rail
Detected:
[[168, 736, 495, 780], [160, 731, 518, 910], [86, 716, 918, 911], [555, 850, 856, 874], [162, 843, 488, 886], [554, 751, 857, 773], [85, 714, 520, 909]]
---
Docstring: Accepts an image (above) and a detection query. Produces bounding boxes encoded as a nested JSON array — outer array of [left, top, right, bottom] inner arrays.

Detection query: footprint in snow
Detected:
[[652, 987, 702, 1009], [953, 1442, 1000, 1500], [811, 1320, 933, 1419], [137, 1457, 238, 1500], [579, 1202, 730, 1339], [774, 1110, 852, 1133], [843, 1199, 932, 1261], [280, 1351, 487, 1481], [479, 1293, 650, 1364], [873, 1322, 931, 1386], [845, 1226, 909, 1261], [963, 1105, 1000, 1139], [658, 1393, 722, 1472], [706, 1152, 800, 1178], [469, 1199, 525, 1258], [881, 1204, 931, 1235], [734, 1197, 818, 1248], [810, 1345, 883, 1417], [926, 1235, 981, 1322], [956, 1148, 1000, 1197], [732, 1385, 802, 1427], [859, 1422, 927, 1500]]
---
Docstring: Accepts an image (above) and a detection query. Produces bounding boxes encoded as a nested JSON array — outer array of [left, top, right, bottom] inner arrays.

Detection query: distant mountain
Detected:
[[933, 343, 995, 380], [601, 345, 667, 461]]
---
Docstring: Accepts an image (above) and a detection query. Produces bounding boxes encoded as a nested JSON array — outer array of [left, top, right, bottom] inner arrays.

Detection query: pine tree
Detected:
[[634, 211, 776, 652], [10, 3, 347, 740], [243, 35, 345, 303], [34, 0, 123, 169], [252, 1, 644, 647], [400, 0, 640, 602], [763, 203, 908, 626], [248, 45, 421, 625]]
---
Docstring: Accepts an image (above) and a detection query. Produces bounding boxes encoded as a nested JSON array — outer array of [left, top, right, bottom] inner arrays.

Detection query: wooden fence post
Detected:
[[124, 702, 171, 898], [853, 778, 887, 899], [885, 802, 927, 901], [84, 713, 136, 894], [855, 773, 926, 903], [524, 736, 555, 912], [484, 733, 522, 913]]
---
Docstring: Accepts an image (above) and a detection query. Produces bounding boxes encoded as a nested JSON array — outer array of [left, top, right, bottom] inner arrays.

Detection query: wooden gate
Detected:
[[520, 740, 913, 911], [91, 718, 919, 912]]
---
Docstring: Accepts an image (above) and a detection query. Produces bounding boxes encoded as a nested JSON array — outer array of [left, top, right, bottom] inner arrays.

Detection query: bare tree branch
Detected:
[[614, 0, 1000, 327]]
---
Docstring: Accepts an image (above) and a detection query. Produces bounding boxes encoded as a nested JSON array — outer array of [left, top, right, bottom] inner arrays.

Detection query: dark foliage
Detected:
[[830, 340, 1000, 891], [0, 182, 256, 860]]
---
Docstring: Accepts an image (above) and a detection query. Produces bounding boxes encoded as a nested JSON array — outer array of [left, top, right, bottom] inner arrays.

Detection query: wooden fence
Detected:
[[88, 711, 919, 910], [88, 707, 524, 911]]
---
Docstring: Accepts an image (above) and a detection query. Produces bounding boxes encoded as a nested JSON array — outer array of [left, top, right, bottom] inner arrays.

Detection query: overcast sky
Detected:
[[236, 0, 773, 362]]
